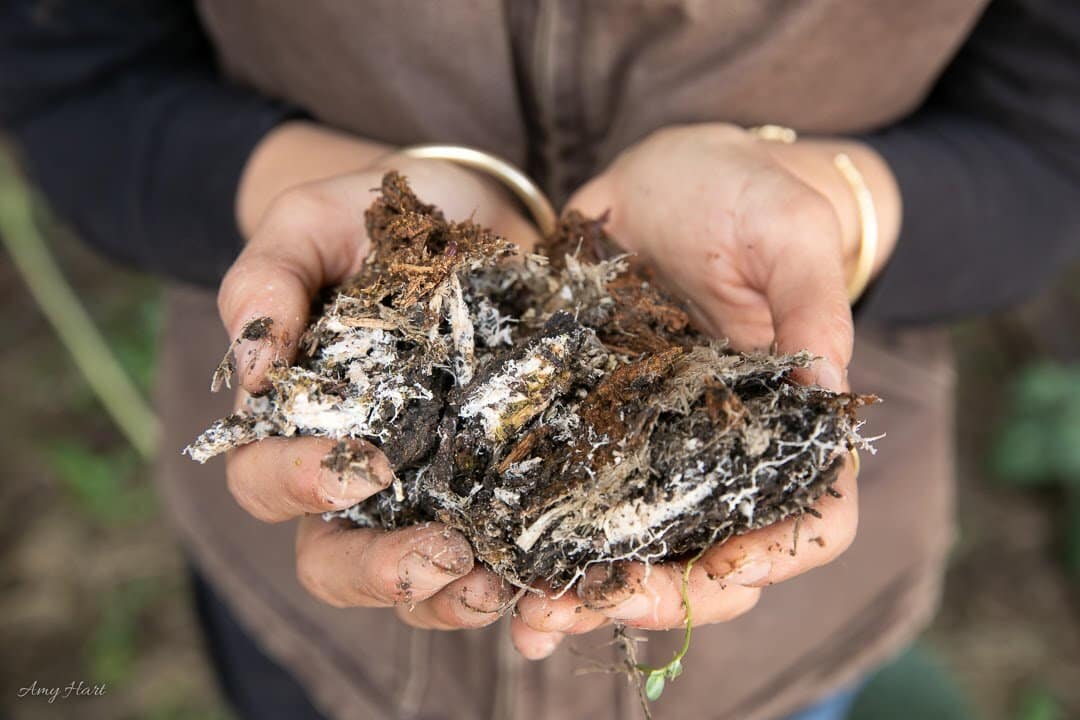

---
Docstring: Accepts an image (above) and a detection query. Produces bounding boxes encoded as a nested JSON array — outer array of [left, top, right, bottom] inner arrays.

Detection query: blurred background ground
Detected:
[[0, 166, 1077, 719], [0, 223, 230, 720]]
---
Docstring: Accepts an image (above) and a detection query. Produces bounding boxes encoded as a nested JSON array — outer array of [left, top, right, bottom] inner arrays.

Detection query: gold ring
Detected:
[[398, 144, 557, 237]]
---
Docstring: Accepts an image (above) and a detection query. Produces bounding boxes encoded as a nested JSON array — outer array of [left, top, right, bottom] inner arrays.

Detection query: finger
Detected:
[[700, 458, 859, 588], [516, 584, 609, 634], [578, 560, 762, 631], [295, 518, 473, 608], [510, 617, 565, 660], [226, 436, 393, 523], [218, 180, 371, 393], [740, 176, 853, 391], [395, 567, 513, 630]]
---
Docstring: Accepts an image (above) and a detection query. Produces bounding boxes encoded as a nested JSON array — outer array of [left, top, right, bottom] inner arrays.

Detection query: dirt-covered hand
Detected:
[[567, 123, 865, 389], [511, 463, 857, 656], [218, 154, 539, 627], [510, 124, 889, 657]]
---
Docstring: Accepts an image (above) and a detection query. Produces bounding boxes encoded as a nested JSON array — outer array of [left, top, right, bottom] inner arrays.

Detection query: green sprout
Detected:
[[634, 552, 702, 701]]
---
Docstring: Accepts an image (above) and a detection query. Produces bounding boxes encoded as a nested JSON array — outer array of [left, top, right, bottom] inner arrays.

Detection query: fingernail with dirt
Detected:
[[234, 339, 267, 386], [815, 360, 846, 393], [319, 467, 382, 506], [398, 548, 472, 596], [578, 564, 632, 610], [724, 558, 772, 586], [458, 576, 513, 620], [231, 317, 276, 386], [319, 439, 392, 505], [602, 592, 653, 621]]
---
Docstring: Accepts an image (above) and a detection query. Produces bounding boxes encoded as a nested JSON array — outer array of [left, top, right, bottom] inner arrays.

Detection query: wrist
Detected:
[[759, 137, 901, 286]]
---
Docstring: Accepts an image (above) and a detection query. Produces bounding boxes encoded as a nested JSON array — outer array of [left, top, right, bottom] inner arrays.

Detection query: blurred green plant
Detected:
[[1015, 686, 1062, 720], [849, 645, 973, 720], [46, 439, 157, 527], [88, 576, 238, 720], [86, 577, 161, 686], [991, 362, 1080, 577], [0, 150, 160, 457], [104, 289, 163, 395]]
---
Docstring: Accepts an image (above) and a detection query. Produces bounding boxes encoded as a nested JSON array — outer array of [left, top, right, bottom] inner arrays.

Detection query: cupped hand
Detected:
[[218, 150, 541, 629], [512, 468, 857, 657], [511, 123, 897, 658]]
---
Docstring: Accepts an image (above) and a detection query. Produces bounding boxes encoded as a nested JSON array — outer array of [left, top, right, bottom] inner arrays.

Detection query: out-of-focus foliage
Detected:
[[993, 362, 1080, 577], [86, 578, 160, 686], [993, 363, 1080, 484], [1, 156, 160, 457], [1, 149, 227, 719], [43, 276, 161, 528], [106, 291, 162, 395], [46, 440, 155, 527], [850, 646, 973, 720], [1015, 687, 1062, 720]]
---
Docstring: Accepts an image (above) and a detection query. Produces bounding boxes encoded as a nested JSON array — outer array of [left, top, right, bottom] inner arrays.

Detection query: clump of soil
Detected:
[[186, 172, 875, 591]]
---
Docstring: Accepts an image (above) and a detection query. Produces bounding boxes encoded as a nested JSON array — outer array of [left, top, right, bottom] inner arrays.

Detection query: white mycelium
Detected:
[[599, 469, 722, 548], [459, 336, 570, 442]]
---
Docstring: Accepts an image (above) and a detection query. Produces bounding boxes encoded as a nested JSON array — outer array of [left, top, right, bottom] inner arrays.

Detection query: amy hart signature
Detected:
[[17, 680, 107, 703]]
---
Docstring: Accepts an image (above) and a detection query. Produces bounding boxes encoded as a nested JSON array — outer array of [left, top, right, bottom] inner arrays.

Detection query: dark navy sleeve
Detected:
[[859, 0, 1080, 324], [0, 0, 301, 287]]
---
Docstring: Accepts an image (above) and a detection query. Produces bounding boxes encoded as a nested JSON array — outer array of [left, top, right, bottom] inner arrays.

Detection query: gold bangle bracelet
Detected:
[[748, 124, 798, 144], [833, 153, 879, 304], [398, 144, 558, 237], [748, 125, 879, 305]]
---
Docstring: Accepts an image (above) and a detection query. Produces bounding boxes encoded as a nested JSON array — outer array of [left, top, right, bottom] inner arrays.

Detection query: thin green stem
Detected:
[[0, 151, 159, 459], [633, 551, 704, 700]]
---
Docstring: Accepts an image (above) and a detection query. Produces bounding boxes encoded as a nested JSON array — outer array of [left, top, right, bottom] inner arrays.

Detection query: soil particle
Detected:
[[240, 317, 273, 341], [320, 438, 381, 481]]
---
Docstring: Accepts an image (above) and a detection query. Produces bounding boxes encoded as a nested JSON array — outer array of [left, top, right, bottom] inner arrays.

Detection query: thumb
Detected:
[[760, 203, 853, 392], [217, 178, 372, 394]]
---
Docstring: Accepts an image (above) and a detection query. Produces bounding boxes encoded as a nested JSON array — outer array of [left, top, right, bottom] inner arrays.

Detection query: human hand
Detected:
[[511, 123, 899, 658], [218, 125, 542, 629]]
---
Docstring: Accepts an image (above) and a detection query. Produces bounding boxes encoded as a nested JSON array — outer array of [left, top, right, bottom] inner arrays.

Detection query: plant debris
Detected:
[[185, 172, 877, 592]]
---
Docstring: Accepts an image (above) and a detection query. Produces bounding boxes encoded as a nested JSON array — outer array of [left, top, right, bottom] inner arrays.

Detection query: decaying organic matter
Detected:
[[186, 172, 876, 592]]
